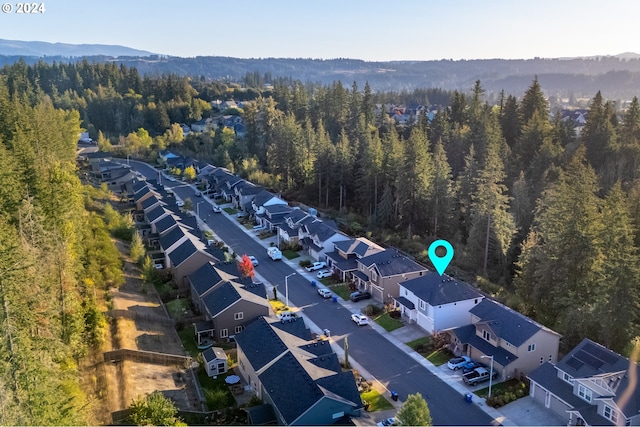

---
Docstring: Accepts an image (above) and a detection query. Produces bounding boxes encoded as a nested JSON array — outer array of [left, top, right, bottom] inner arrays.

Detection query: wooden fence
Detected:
[[103, 348, 191, 366], [105, 309, 175, 326]]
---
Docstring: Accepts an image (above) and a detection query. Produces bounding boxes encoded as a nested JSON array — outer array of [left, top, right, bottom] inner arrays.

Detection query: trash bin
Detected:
[[391, 391, 398, 401], [332, 296, 338, 303], [465, 392, 472, 403], [311, 280, 316, 287]]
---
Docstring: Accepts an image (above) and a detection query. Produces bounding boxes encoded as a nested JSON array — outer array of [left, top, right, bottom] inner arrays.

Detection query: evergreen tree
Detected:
[[582, 91, 617, 174], [429, 141, 455, 238], [519, 76, 548, 125]]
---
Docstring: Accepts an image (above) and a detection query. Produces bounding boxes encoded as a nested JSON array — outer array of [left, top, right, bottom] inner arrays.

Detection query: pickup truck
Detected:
[[462, 367, 498, 386], [267, 247, 282, 261]]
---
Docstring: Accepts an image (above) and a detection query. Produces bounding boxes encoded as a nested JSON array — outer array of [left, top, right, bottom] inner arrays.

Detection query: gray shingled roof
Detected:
[[470, 299, 545, 347], [450, 324, 518, 367], [202, 346, 226, 362], [134, 185, 152, 201], [264, 204, 293, 216], [159, 226, 187, 252], [401, 272, 482, 306], [132, 180, 148, 193], [252, 190, 278, 207], [528, 362, 586, 409], [168, 239, 198, 267], [140, 194, 161, 210], [202, 282, 240, 317], [188, 262, 224, 297], [146, 205, 170, 223], [358, 249, 426, 277], [154, 214, 179, 235], [235, 317, 289, 371]]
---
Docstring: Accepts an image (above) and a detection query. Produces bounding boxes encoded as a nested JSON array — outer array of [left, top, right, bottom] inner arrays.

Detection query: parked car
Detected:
[[267, 247, 282, 260], [212, 205, 222, 213], [377, 417, 398, 427], [195, 190, 201, 197], [351, 313, 370, 326], [248, 256, 259, 267], [277, 311, 297, 321], [305, 261, 327, 272], [253, 225, 267, 232], [316, 269, 332, 279], [236, 211, 247, 218], [176, 200, 184, 207], [462, 361, 483, 374], [317, 288, 332, 298], [462, 367, 498, 386], [350, 291, 372, 302], [447, 356, 471, 370]]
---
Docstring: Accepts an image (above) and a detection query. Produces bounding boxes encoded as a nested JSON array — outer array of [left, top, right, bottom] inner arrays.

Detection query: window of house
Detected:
[[220, 328, 228, 338], [371, 270, 378, 282], [578, 384, 592, 403], [549, 354, 552, 362], [603, 405, 618, 423], [540, 357, 544, 364], [483, 330, 492, 342], [528, 343, 536, 352], [419, 300, 426, 310], [562, 372, 574, 384], [234, 312, 244, 320], [235, 325, 244, 334]]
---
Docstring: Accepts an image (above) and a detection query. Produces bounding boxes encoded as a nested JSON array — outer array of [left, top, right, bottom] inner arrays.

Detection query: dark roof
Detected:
[[401, 272, 482, 306], [528, 362, 586, 409], [177, 214, 198, 231], [195, 320, 214, 333], [557, 338, 639, 417], [141, 195, 162, 211], [316, 371, 362, 410], [353, 270, 370, 282], [286, 208, 309, 224], [264, 204, 293, 216], [202, 346, 226, 362], [159, 226, 188, 252], [205, 245, 227, 262], [358, 249, 426, 277], [246, 404, 277, 426], [168, 239, 199, 267], [202, 282, 241, 317], [238, 185, 263, 196], [395, 296, 415, 310], [146, 205, 170, 223], [259, 352, 325, 424], [470, 299, 551, 347], [132, 180, 148, 193], [298, 339, 334, 357], [155, 215, 179, 235], [86, 151, 112, 159], [188, 262, 224, 297], [271, 317, 312, 340], [108, 167, 133, 181], [301, 218, 340, 243], [241, 282, 268, 299], [134, 185, 152, 201], [252, 190, 278, 207], [235, 317, 289, 371], [450, 324, 518, 367]]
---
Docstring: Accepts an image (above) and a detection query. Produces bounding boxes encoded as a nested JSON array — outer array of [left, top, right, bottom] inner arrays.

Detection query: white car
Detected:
[[351, 314, 370, 326], [317, 288, 332, 298], [277, 311, 296, 321], [316, 269, 332, 279], [236, 211, 248, 218], [176, 200, 184, 207], [305, 261, 327, 272], [377, 417, 398, 427], [248, 256, 259, 267], [212, 205, 222, 213]]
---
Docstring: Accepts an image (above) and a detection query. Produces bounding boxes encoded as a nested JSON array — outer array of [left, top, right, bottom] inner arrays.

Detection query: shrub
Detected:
[[389, 310, 401, 319], [299, 259, 312, 268], [362, 304, 383, 317]]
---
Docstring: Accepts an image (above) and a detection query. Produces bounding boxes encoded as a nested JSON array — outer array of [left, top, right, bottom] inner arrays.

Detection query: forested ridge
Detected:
[[2, 58, 640, 424], [0, 73, 124, 423]]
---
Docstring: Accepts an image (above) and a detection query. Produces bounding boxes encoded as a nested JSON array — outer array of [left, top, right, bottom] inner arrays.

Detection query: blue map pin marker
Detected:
[[428, 240, 454, 276]]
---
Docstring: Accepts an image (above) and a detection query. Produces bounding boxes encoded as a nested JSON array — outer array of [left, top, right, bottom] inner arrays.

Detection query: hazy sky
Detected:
[[1, 0, 639, 61]]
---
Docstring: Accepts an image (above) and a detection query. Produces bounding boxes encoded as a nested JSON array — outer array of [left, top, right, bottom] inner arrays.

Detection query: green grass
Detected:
[[165, 298, 190, 319], [196, 366, 236, 410], [329, 284, 351, 300], [426, 348, 452, 366], [361, 390, 394, 411], [406, 336, 430, 349], [177, 327, 199, 357], [223, 207, 237, 214], [282, 249, 299, 259], [374, 313, 404, 332], [475, 378, 525, 398]]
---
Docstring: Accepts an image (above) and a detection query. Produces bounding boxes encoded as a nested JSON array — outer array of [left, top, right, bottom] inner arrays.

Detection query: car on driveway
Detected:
[[248, 256, 259, 267], [305, 261, 326, 272], [316, 269, 332, 279], [236, 211, 247, 218], [350, 291, 372, 302], [447, 355, 472, 370], [462, 360, 483, 374], [317, 287, 332, 298], [377, 417, 398, 426], [351, 313, 370, 326]]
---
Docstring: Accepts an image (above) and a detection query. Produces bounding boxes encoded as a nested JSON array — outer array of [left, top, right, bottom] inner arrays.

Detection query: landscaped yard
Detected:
[[282, 249, 299, 259], [165, 298, 190, 319], [360, 389, 394, 412], [374, 312, 404, 332], [406, 335, 453, 366], [329, 284, 351, 300], [223, 207, 237, 215], [196, 366, 236, 411], [426, 348, 451, 366]]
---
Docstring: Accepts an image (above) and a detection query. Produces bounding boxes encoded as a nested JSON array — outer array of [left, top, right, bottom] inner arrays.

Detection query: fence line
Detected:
[[103, 348, 191, 365], [105, 309, 175, 326]]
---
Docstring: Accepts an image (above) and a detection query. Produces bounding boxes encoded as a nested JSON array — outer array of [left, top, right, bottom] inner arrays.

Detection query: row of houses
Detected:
[[146, 150, 639, 426]]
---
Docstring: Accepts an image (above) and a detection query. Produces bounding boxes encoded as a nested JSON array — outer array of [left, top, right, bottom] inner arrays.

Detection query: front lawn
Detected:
[[223, 207, 236, 215], [406, 335, 453, 366], [329, 284, 351, 301], [406, 336, 430, 350], [361, 389, 394, 411], [373, 313, 404, 332], [282, 249, 299, 259], [426, 348, 452, 366]]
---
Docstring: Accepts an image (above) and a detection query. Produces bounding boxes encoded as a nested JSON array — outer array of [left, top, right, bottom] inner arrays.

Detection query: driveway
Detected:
[[497, 397, 565, 426]]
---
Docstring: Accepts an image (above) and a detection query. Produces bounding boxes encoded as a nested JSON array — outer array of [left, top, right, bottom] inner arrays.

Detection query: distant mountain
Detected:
[[0, 38, 156, 58]]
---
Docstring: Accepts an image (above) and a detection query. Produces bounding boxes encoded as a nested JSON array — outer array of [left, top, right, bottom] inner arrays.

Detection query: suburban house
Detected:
[[353, 249, 428, 302], [159, 226, 202, 268], [134, 185, 161, 211], [139, 194, 165, 215], [256, 204, 293, 232], [145, 205, 176, 231], [153, 214, 182, 237], [219, 175, 244, 203], [234, 183, 263, 210], [395, 272, 484, 334], [202, 347, 228, 378], [446, 299, 561, 380], [220, 100, 238, 110], [251, 190, 287, 215], [528, 338, 639, 426], [277, 208, 312, 246], [297, 218, 350, 262], [235, 316, 363, 425], [325, 237, 385, 282], [100, 166, 135, 192], [187, 261, 242, 313], [201, 279, 269, 341], [158, 149, 179, 165], [166, 239, 219, 290], [191, 117, 214, 133]]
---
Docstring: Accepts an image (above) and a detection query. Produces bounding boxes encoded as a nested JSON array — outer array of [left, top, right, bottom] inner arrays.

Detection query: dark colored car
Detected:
[[350, 291, 372, 302]]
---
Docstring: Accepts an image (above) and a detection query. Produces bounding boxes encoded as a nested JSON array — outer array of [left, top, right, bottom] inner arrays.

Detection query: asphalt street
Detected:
[[128, 160, 497, 426]]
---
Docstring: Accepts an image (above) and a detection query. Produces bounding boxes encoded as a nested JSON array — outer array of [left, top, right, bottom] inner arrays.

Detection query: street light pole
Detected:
[[197, 201, 204, 219], [285, 273, 296, 308], [481, 355, 495, 398]]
